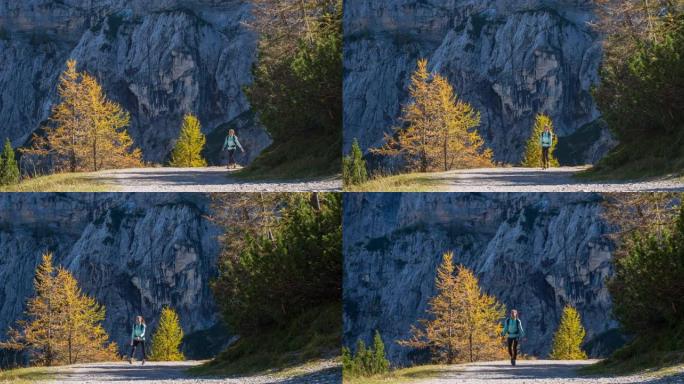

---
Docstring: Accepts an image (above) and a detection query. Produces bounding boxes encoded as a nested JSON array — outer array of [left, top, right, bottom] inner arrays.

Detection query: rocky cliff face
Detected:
[[343, 193, 620, 365], [0, 1, 271, 164], [0, 193, 227, 358], [344, 0, 614, 165]]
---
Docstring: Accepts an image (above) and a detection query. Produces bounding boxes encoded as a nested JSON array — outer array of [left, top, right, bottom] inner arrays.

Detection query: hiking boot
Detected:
[[129, 358, 133, 364], [513, 359, 517, 366], [510, 358, 514, 366]]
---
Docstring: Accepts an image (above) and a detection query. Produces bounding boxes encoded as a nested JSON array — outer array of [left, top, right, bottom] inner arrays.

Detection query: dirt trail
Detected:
[[49, 360, 340, 383], [87, 167, 341, 192], [417, 360, 684, 384], [429, 166, 684, 192]]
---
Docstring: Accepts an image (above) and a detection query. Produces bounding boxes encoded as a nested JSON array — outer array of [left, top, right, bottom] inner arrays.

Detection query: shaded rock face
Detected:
[[343, 193, 618, 365], [344, 0, 613, 165], [0, 193, 224, 358], [0, 1, 271, 164]]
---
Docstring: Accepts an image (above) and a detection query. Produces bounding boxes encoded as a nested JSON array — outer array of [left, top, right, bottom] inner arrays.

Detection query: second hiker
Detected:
[[222, 129, 245, 170], [502, 309, 526, 366]]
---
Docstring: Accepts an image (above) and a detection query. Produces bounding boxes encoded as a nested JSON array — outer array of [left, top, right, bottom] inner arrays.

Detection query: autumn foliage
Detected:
[[23, 60, 142, 173], [398, 252, 506, 364], [0, 253, 118, 366], [169, 114, 207, 167], [373, 59, 492, 173], [550, 305, 588, 360], [149, 307, 185, 361]]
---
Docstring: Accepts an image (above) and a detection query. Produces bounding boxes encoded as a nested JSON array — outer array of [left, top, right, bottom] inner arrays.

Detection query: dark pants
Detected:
[[226, 149, 237, 166], [541, 147, 550, 168], [130, 339, 146, 360], [507, 337, 519, 360]]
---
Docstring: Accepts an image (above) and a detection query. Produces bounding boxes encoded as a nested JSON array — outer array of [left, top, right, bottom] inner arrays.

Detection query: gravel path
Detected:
[[88, 167, 341, 192], [417, 360, 684, 384], [434, 166, 684, 192], [50, 360, 340, 383]]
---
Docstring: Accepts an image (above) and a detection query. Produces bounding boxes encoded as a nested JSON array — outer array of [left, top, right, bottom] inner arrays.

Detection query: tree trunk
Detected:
[[443, 135, 448, 172], [92, 138, 97, 172]]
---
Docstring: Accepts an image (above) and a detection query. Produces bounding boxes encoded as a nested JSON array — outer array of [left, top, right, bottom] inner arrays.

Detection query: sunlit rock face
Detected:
[[0, 193, 227, 358], [0, 1, 271, 164], [343, 193, 621, 365], [344, 0, 614, 165]]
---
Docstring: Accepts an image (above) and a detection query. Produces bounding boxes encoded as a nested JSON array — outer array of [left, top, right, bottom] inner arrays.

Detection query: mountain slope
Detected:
[[0, 193, 226, 359], [343, 0, 614, 165], [0, 1, 271, 164], [343, 193, 621, 365]]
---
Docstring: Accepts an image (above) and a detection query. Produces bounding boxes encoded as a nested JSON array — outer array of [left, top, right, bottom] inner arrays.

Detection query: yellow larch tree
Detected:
[[149, 307, 185, 361], [0, 253, 61, 366], [169, 114, 207, 167], [550, 305, 587, 360], [53, 268, 119, 364], [454, 265, 507, 362], [23, 60, 142, 172], [398, 252, 506, 363], [372, 59, 492, 173], [81, 74, 141, 171], [0, 252, 118, 366]]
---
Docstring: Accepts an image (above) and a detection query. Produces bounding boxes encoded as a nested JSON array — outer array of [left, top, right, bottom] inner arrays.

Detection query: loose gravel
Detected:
[[89, 167, 341, 192], [50, 360, 340, 384], [440, 167, 684, 192], [418, 360, 684, 384]]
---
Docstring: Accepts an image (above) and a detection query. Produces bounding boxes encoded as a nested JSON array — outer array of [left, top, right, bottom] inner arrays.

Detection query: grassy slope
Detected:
[[581, 327, 684, 377], [0, 173, 111, 192], [580, 129, 684, 180], [0, 367, 55, 383], [191, 303, 341, 377], [345, 173, 446, 192], [238, 134, 341, 180]]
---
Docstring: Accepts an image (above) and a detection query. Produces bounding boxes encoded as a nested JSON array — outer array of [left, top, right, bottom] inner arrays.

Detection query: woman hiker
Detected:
[[129, 316, 146, 365], [502, 309, 526, 366], [222, 129, 245, 170], [540, 125, 553, 170]]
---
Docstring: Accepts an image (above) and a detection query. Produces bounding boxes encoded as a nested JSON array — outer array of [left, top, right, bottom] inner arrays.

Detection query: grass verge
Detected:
[[0, 173, 111, 192], [580, 328, 684, 377], [578, 132, 684, 181], [344, 365, 454, 384], [238, 135, 341, 180], [190, 303, 340, 377], [346, 173, 446, 192], [0, 366, 55, 383]]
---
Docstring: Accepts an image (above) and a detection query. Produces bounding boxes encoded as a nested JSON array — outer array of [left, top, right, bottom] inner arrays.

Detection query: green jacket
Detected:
[[540, 131, 553, 148], [223, 135, 244, 151], [131, 323, 146, 341], [502, 317, 525, 338]]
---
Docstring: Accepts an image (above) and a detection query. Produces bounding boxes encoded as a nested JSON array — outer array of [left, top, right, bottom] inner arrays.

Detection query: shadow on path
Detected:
[[58, 362, 196, 381], [456, 362, 586, 380], [269, 366, 341, 384]]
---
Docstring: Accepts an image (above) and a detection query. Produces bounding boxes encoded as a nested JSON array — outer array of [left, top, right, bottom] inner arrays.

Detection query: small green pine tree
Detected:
[[343, 332, 391, 378], [342, 346, 355, 377], [343, 138, 368, 186], [371, 331, 390, 375], [521, 114, 559, 168], [149, 307, 185, 361], [0, 138, 20, 186], [169, 114, 207, 167], [550, 305, 588, 360]]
